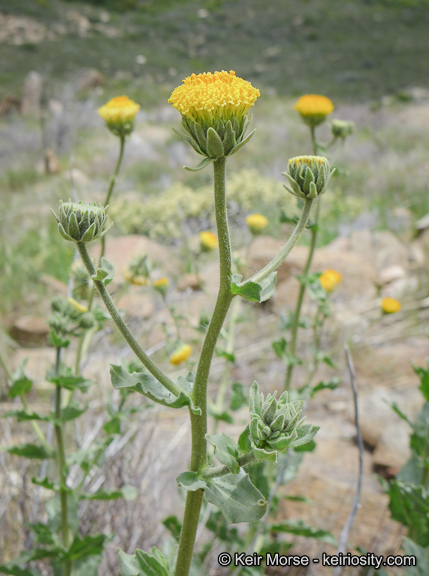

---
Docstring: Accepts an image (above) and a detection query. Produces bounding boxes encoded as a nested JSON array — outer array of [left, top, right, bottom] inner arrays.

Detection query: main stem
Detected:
[[175, 157, 233, 576], [77, 243, 182, 398], [284, 128, 321, 391], [53, 347, 72, 576]]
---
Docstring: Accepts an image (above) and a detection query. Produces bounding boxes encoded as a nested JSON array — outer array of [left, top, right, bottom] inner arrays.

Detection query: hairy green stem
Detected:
[[74, 136, 125, 376], [244, 197, 314, 285], [77, 242, 181, 398], [175, 157, 234, 576], [284, 200, 320, 391], [53, 348, 71, 575], [284, 130, 321, 391]]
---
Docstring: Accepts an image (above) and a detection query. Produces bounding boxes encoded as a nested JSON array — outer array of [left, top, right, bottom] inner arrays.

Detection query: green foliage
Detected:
[[232, 272, 277, 303]]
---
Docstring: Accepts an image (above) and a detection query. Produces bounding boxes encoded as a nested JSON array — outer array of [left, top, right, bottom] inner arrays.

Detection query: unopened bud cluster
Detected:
[[283, 155, 334, 199], [49, 296, 95, 346], [54, 201, 110, 243], [249, 381, 305, 461], [331, 119, 354, 141]]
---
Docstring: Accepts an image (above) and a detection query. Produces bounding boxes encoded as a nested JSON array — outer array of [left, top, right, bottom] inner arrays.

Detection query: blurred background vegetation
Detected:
[[1, 0, 429, 317]]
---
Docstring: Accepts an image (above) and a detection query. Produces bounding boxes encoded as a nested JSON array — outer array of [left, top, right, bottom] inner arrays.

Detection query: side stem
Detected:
[[284, 199, 320, 391], [76, 242, 182, 398], [53, 347, 72, 576], [174, 157, 233, 576]]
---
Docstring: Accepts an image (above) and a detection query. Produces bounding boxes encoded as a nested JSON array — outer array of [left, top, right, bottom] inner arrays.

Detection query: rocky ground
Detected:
[[2, 216, 429, 573]]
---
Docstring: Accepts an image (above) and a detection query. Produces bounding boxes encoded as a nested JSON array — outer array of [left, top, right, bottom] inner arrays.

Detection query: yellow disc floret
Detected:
[[168, 70, 260, 125], [294, 94, 334, 127]]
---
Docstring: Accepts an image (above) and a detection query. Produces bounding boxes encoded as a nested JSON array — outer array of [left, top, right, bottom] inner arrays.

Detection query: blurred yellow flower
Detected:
[[294, 94, 334, 127], [246, 213, 269, 235], [381, 297, 402, 314], [98, 96, 140, 137], [319, 269, 342, 293], [169, 344, 192, 366], [200, 231, 218, 251], [168, 70, 260, 126], [153, 276, 169, 297], [68, 297, 88, 313], [124, 270, 149, 286]]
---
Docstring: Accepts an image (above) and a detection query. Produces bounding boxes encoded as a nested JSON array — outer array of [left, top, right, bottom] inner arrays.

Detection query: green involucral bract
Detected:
[[53, 201, 111, 243], [248, 381, 314, 462], [283, 155, 335, 200], [174, 114, 255, 161]]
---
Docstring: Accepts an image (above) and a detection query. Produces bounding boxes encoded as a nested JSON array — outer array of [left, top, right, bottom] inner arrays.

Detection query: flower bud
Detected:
[[53, 201, 111, 243], [283, 155, 334, 200], [98, 95, 140, 138], [246, 213, 269, 235], [331, 119, 354, 141], [248, 382, 308, 461], [153, 276, 169, 297]]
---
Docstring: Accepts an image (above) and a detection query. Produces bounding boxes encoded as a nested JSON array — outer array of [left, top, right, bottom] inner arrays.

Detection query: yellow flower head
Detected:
[[200, 231, 218, 251], [319, 269, 342, 293], [246, 213, 269, 235], [98, 96, 140, 137], [294, 94, 334, 127], [153, 276, 169, 297], [169, 71, 260, 161], [169, 70, 260, 126], [68, 297, 89, 313], [169, 344, 192, 366], [381, 297, 402, 314]]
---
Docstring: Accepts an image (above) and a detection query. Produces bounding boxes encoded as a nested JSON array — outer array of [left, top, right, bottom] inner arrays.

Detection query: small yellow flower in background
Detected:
[[153, 276, 169, 297], [200, 231, 218, 251], [68, 297, 89, 313], [381, 297, 402, 314], [169, 344, 192, 366], [319, 269, 342, 293], [124, 270, 149, 286], [98, 95, 140, 137], [169, 70, 260, 160], [294, 94, 334, 127], [246, 213, 269, 235]]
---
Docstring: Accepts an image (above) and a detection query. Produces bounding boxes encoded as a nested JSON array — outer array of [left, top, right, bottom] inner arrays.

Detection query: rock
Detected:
[[274, 247, 377, 308], [177, 274, 203, 292], [377, 265, 406, 286], [117, 291, 154, 320], [9, 316, 50, 347], [21, 71, 42, 116], [387, 207, 413, 236], [40, 274, 68, 296], [44, 148, 61, 174], [89, 236, 176, 286], [0, 95, 21, 116], [76, 68, 105, 92], [349, 230, 408, 271], [415, 212, 429, 232]]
